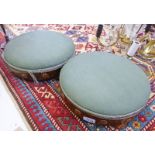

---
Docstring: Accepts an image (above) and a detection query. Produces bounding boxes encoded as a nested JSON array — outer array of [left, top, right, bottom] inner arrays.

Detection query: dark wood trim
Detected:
[[9, 67, 61, 81], [62, 94, 135, 129]]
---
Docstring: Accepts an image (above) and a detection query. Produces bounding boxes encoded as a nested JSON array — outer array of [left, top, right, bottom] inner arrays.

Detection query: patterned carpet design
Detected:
[[0, 24, 155, 131]]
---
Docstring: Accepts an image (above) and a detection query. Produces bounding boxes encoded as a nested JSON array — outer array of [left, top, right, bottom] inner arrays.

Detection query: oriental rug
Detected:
[[0, 24, 155, 131]]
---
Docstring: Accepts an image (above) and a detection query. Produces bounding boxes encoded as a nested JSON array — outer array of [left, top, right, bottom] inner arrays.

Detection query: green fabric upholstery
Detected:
[[60, 52, 151, 119], [3, 30, 75, 72]]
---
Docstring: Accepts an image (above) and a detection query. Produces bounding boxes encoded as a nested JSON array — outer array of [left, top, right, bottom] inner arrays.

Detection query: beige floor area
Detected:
[[0, 75, 31, 131]]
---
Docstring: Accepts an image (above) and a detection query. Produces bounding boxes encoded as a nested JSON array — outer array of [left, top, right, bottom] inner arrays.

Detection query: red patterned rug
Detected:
[[0, 24, 155, 131]]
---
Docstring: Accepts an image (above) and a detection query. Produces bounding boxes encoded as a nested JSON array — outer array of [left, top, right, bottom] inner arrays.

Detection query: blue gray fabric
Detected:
[[60, 52, 151, 119], [3, 30, 75, 72]]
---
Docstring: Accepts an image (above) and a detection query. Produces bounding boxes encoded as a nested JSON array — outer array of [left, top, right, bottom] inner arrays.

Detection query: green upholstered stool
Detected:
[[60, 52, 151, 127], [3, 30, 75, 81]]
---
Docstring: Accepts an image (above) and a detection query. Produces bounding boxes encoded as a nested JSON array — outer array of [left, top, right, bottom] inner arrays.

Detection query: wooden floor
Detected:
[[0, 75, 31, 131]]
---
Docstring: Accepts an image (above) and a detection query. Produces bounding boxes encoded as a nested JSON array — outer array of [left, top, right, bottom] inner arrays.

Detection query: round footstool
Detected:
[[3, 30, 75, 81], [60, 52, 151, 127]]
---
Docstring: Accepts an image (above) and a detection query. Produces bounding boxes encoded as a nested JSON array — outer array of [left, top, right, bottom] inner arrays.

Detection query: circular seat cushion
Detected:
[[3, 30, 75, 72], [60, 52, 151, 119]]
